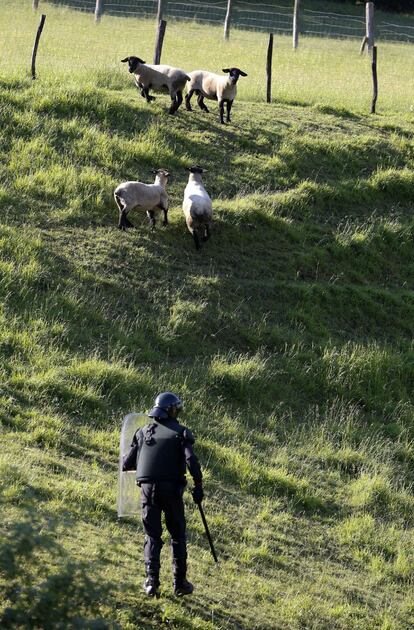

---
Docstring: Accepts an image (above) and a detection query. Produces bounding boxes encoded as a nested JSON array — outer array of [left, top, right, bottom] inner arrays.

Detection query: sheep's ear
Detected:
[[121, 58, 129, 63], [239, 70, 248, 77], [150, 169, 158, 174], [222, 68, 231, 73]]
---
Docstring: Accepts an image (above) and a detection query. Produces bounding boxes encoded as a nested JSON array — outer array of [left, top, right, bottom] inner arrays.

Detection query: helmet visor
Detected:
[[170, 403, 182, 418]]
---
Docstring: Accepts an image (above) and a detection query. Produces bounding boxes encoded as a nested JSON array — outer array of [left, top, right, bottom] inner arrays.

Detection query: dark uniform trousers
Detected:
[[141, 480, 187, 578]]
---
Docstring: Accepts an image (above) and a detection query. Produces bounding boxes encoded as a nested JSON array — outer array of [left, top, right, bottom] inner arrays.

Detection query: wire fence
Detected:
[[46, 0, 414, 42], [2, 1, 414, 114]]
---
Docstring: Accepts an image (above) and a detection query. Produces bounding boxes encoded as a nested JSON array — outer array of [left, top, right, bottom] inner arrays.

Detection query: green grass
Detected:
[[1, 2, 414, 629], [2, 1, 414, 112]]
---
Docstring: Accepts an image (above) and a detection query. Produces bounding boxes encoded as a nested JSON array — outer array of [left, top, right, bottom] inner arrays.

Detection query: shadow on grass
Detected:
[[0, 77, 31, 91], [1, 204, 414, 426], [0, 513, 126, 629], [314, 104, 363, 120]]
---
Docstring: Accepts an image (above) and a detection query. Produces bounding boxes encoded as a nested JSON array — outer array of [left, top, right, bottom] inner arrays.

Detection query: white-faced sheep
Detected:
[[114, 169, 170, 231], [182, 166, 212, 250], [121, 56, 190, 114], [185, 67, 247, 124]]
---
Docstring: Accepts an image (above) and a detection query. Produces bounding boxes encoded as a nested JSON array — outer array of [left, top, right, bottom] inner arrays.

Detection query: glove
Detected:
[[191, 483, 204, 505]]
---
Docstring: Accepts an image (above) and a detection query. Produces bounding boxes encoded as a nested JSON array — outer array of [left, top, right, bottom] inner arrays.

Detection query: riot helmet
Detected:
[[148, 391, 183, 420]]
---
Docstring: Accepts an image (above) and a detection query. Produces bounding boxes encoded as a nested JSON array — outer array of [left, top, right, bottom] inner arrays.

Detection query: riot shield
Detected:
[[117, 412, 148, 517]]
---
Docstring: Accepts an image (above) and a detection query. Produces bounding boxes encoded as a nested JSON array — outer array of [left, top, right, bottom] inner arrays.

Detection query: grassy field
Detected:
[[2, 1, 414, 113], [1, 2, 414, 629]]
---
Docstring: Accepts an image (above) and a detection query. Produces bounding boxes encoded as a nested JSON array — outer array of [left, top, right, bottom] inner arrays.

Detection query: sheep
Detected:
[[121, 56, 190, 115], [114, 169, 170, 231], [182, 166, 212, 250], [185, 67, 247, 124]]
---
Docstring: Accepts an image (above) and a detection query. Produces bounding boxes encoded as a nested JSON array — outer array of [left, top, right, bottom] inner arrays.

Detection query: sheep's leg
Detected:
[[218, 99, 225, 124], [143, 87, 156, 103], [115, 195, 127, 230], [168, 95, 177, 115], [197, 94, 209, 113], [118, 210, 134, 230], [169, 92, 182, 115], [226, 99, 233, 123], [135, 79, 148, 100], [119, 211, 129, 230], [157, 203, 168, 226], [124, 214, 134, 228], [175, 90, 183, 112], [193, 231, 201, 250], [202, 224, 211, 242], [147, 210, 156, 230], [185, 89, 195, 111]]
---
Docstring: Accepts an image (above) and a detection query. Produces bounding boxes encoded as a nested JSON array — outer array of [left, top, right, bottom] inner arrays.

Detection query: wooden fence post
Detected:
[[33, 0, 39, 10], [293, 0, 300, 50], [95, 0, 104, 22], [370, 45, 378, 113], [154, 20, 167, 64], [31, 13, 46, 79], [224, 0, 233, 40], [366, 1, 374, 54], [156, 0, 166, 24], [266, 33, 273, 103]]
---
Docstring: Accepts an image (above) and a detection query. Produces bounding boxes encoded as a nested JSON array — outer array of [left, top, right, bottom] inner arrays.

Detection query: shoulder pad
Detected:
[[133, 427, 144, 443], [182, 428, 195, 445]]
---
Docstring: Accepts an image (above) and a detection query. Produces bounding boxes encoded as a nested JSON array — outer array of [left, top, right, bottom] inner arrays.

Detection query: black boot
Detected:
[[172, 557, 193, 596], [143, 574, 160, 598], [143, 536, 162, 597], [173, 577, 193, 596]]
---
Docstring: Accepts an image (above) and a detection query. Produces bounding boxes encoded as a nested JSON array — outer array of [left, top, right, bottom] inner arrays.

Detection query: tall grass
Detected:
[[1, 2, 414, 629]]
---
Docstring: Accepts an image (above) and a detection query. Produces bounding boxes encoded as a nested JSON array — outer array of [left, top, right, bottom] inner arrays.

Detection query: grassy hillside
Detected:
[[2, 2, 414, 112], [1, 4, 414, 630]]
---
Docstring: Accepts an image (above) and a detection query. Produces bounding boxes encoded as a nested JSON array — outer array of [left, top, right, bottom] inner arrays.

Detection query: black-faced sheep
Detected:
[[182, 166, 212, 250], [114, 169, 170, 230], [185, 67, 247, 123], [121, 56, 190, 114]]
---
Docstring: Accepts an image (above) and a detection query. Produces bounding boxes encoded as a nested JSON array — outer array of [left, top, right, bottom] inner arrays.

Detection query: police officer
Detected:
[[122, 392, 203, 598]]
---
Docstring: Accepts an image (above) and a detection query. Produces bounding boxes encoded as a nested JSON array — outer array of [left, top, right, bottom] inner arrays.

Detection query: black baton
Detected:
[[198, 503, 218, 563]]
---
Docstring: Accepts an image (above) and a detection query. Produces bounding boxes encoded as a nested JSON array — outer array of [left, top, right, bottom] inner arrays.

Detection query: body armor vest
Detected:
[[136, 421, 186, 483]]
